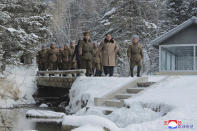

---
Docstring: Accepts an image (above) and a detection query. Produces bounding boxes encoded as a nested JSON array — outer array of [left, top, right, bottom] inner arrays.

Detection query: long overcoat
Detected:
[[100, 39, 119, 67]]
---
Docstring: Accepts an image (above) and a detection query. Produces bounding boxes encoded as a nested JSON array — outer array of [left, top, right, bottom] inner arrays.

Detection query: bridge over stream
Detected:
[[34, 69, 86, 106]]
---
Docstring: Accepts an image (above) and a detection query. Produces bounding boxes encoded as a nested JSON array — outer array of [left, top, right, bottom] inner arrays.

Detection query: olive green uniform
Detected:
[[58, 50, 63, 70], [60, 49, 70, 70], [36, 49, 48, 71], [92, 47, 102, 76], [127, 42, 144, 77], [69, 47, 77, 69], [47, 48, 59, 70], [78, 39, 93, 76]]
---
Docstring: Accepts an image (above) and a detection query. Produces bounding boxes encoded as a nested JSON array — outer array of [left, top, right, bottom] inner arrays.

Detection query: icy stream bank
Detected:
[[0, 65, 37, 108]]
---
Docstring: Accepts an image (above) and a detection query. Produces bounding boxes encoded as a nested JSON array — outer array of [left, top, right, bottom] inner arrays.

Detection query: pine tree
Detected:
[[0, 0, 51, 66], [166, 0, 197, 28]]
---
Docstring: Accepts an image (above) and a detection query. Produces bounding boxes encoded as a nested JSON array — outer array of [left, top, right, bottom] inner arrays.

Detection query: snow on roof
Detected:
[[151, 16, 197, 47]]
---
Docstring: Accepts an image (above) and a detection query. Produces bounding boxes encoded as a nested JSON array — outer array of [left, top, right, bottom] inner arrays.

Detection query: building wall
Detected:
[[160, 24, 197, 45]]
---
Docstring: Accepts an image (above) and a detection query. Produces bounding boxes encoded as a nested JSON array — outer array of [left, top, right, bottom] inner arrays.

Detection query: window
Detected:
[[160, 46, 194, 71]]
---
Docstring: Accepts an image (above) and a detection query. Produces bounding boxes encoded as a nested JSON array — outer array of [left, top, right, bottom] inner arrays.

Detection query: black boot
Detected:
[[86, 73, 92, 76], [109, 66, 114, 77], [137, 66, 141, 77], [95, 70, 99, 76], [130, 68, 134, 77], [98, 70, 102, 76], [103, 66, 109, 76], [95, 70, 102, 76]]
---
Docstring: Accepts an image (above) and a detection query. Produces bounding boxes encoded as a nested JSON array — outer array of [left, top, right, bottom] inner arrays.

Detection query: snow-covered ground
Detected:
[[2, 67, 195, 131], [123, 76, 197, 130], [71, 124, 105, 131], [0, 65, 37, 108], [63, 76, 197, 131]]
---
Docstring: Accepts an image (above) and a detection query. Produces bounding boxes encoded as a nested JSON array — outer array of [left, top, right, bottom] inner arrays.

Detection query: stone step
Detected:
[[115, 94, 134, 100], [137, 82, 155, 87], [104, 100, 124, 108], [126, 88, 145, 94]]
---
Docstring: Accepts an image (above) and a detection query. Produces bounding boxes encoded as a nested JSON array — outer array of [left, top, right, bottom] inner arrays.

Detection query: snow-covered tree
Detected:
[[164, 0, 197, 29], [0, 0, 51, 67], [96, 0, 161, 75]]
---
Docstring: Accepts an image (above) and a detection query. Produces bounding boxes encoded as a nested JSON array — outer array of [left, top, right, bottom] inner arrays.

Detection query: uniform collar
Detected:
[[132, 42, 139, 45], [83, 38, 91, 43], [104, 38, 114, 43]]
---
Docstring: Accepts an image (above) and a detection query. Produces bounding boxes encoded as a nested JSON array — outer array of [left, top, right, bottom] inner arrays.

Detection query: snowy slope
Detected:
[[66, 77, 134, 113], [124, 76, 197, 130], [63, 76, 197, 131]]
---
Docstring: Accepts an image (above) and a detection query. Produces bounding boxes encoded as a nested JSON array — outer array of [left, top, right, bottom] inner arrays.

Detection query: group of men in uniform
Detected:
[[36, 32, 103, 76], [36, 32, 144, 77], [36, 42, 78, 73]]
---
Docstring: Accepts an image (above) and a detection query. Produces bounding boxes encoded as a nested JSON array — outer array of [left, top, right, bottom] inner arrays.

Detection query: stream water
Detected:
[[0, 107, 65, 131]]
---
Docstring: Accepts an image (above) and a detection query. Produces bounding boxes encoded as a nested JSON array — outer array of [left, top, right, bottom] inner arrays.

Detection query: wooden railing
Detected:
[[36, 69, 86, 88], [37, 69, 86, 77]]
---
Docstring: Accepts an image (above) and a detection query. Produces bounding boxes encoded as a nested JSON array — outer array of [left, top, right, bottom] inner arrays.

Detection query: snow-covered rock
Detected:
[[40, 104, 48, 108], [26, 109, 65, 118], [62, 115, 118, 130]]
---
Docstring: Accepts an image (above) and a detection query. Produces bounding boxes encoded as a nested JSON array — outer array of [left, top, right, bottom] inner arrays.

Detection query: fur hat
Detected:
[[83, 31, 90, 36], [132, 35, 139, 40], [70, 41, 75, 44], [41, 45, 46, 48]]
